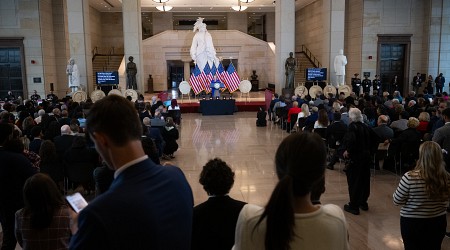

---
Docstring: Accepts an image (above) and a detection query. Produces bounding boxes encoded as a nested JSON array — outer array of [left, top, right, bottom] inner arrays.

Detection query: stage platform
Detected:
[[143, 89, 268, 114]]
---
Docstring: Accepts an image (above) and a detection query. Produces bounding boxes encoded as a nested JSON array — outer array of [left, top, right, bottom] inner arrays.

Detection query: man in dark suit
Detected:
[[412, 72, 422, 94], [435, 73, 445, 94], [326, 112, 348, 170], [0, 123, 38, 250], [351, 73, 361, 95], [432, 108, 450, 170], [69, 95, 193, 249], [53, 125, 75, 159], [192, 158, 246, 250]]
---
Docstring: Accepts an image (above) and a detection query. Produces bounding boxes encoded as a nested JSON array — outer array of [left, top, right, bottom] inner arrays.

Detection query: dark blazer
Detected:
[[192, 196, 246, 250], [0, 148, 38, 250], [54, 134, 76, 157], [326, 121, 348, 148], [70, 159, 193, 250]]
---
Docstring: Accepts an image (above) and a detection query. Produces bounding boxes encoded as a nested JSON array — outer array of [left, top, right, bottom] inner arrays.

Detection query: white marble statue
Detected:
[[190, 17, 219, 71], [66, 57, 80, 92], [334, 49, 347, 86]]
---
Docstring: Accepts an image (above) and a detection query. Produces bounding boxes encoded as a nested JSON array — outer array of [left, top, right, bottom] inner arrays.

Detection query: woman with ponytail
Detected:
[[233, 132, 349, 250]]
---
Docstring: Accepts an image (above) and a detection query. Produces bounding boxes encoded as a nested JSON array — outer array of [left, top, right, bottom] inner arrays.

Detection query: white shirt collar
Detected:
[[114, 155, 148, 179]]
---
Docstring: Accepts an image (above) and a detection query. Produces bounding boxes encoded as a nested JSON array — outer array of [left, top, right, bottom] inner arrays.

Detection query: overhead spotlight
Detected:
[[152, 0, 169, 2], [240, 0, 255, 2]]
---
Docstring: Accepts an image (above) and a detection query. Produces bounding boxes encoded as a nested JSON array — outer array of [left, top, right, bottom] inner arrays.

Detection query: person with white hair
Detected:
[[340, 108, 378, 215], [34, 109, 46, 124]]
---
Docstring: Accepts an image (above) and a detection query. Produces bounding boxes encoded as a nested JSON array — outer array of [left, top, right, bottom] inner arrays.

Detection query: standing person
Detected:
[[412, 72, 422, 94], [233, 133, 349, 250], [0, 123, 38, 250], [341, 108, 378, 215], [126, 56, 137, 90], [362, 75, 372, 94], [69, 95, 193, 249], [285, 52, 296, 89], [66, 58, 80, 92], [334, 49, 347, 86], [192, 158, 246, 250], [15, 173, 71, 250], [30, 90, 40, 103], [372, 75, 381, 95], [351, 73, 361, 96], [435, 73, 445, 94], [391, 75, 400, 92], [432, 108, 450, 169], [393, 141, 450, 250], [427, 75, 434, 95]]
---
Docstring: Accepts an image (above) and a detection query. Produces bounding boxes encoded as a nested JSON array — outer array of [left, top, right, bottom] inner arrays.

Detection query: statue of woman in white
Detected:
[[190, 17, 219, 72], [66, 58, 80, 92], [334, 49, 347, 86]]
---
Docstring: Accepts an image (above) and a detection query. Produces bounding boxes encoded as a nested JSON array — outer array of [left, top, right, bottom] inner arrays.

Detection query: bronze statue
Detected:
[[251, 70, 258, 80], [126, 56, 137, 89], [285, 52, 296, 89]]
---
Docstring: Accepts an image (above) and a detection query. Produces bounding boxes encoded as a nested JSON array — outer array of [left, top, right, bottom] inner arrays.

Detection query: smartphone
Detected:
[[66, 192, 88, 213]]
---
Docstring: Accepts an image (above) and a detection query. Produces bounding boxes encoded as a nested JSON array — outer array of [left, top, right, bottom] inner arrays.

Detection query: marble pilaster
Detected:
[[323, 0, 345, 86], [123, 0, 144, 91], [275, 0, 295, 94], [67, 0, 92, 93]]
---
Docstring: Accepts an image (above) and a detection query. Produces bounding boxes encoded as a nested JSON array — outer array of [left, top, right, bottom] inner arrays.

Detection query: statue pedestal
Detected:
[[282, 88, 294, 99], [250, 80, 259, 92]]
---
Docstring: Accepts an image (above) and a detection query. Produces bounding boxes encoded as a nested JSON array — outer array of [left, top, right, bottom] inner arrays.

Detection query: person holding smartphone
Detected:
[[69, 95, 193, 250]]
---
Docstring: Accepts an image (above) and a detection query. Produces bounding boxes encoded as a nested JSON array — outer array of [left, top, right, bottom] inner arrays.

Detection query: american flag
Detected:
[[202, 63, 213, 93], [217, 62, 228, 90], [224, 62, 240, 93], [189, 64, 204, 94]]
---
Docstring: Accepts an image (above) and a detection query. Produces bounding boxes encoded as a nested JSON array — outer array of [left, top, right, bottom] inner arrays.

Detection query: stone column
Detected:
[[67, 0, 93, 93], [275, 0, 295, 94], [323, 0, 345, 86], [182, 59, 191, 82], [427, 0, 450, 82], [122, 0, 144, 91]]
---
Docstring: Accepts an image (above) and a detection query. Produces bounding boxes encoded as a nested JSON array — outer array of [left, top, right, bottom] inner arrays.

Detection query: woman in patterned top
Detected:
[[15, 173, 71, 250], [393, 141, 450, 250]]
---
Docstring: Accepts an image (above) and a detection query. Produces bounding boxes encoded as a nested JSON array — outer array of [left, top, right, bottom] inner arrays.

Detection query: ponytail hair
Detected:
[[254, 132, 326, 250]]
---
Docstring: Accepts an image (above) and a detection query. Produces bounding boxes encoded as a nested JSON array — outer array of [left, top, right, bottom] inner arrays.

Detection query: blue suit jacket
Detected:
[[70, 159, 193, 250]]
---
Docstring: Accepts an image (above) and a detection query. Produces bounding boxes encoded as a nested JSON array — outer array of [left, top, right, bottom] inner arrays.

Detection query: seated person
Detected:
[[256, 107, 267, 127], [142, 117, 165, 157], [15, 173, 71, 250], [192, 158, 246, 250]]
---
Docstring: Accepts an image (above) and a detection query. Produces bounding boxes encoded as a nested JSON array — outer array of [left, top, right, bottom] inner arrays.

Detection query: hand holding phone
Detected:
[[66, 192, 88, 213]]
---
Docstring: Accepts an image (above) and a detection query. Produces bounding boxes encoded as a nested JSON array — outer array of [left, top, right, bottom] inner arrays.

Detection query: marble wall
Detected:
[[100, 12, 123, 50], [141, 30, 275, 92], [344, 0, 363, 85], [0, 0, 46, 98], [295, 0, 324, 58], [152, 12, 173, 35], [227, 12, 247, 33], [90, 6, 102, 50], [427, 0, 450, 86], [52, 0, 70, 95]]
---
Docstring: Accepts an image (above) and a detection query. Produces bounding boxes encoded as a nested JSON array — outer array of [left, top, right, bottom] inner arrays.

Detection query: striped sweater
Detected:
[[393, 170, 449, 218]]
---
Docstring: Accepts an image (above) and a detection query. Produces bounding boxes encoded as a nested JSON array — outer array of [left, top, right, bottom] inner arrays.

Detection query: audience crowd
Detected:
[[2, 82, 450, 249]]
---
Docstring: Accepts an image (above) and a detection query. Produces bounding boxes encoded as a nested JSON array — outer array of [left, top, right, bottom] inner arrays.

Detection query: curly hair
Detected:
[[199, 158, 235, 196]]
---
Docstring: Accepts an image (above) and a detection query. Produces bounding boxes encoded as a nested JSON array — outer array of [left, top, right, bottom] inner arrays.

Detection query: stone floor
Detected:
[[167, 112, 450, 250]]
